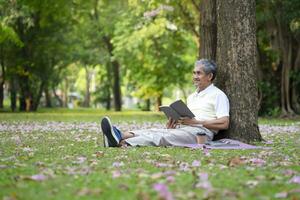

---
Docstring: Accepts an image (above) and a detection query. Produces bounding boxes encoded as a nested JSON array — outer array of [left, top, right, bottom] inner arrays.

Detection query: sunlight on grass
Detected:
[[0, 109, 299, 199]]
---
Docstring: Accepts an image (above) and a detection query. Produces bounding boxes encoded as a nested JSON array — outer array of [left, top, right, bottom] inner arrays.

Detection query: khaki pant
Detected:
[[125, 125, 214, 147]]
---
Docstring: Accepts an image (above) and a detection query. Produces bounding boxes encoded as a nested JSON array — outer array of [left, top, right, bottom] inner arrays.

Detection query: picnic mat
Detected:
[[179, 139, 271, 150]]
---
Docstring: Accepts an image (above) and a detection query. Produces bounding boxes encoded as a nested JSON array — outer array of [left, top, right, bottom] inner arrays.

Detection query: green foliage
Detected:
[[113, 1, 196, 101], [258, 81, 280, 116], [0, 23, 23, 46]]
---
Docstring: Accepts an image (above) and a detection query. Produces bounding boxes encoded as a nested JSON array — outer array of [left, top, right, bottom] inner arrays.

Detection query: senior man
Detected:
[[101, 59, 230, 147]]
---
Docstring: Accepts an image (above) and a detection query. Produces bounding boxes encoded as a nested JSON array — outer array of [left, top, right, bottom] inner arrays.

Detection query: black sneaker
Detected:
[[101, 117, 121, 147]]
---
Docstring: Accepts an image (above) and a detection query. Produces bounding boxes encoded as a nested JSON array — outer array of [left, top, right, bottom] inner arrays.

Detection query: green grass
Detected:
[[0, 108, 165, 123], [0, 110, 300, 199]]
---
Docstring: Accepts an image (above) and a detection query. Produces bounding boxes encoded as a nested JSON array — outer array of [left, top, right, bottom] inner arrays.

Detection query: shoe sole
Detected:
[[101, 117, 119, 147], [103, 135, 109, 147]]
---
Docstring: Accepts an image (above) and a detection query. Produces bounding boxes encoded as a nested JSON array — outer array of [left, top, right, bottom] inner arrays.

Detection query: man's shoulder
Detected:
[[210, 85, 227, 97]]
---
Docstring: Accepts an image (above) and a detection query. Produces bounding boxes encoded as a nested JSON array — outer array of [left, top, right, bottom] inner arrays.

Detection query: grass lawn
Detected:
[[0, 109, 299, 200]]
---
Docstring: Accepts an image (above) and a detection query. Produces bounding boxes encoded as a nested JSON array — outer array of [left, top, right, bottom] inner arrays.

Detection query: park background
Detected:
[[0, 0, 299, 117], [1, 0, 300, 200]]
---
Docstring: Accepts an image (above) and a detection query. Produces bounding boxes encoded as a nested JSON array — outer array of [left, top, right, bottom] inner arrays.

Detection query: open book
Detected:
[[159, 100, 195, 120]]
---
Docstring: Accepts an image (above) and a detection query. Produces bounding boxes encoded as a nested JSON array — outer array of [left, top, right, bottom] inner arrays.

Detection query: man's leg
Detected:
[[121, 131, 135, 139], [196, 134, 209, 144], [118, 131, 135, 147]]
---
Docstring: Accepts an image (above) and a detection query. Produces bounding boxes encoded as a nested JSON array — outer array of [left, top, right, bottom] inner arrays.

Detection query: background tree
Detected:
[[113, 1, 196, 109], [256, 0, 300, 116]]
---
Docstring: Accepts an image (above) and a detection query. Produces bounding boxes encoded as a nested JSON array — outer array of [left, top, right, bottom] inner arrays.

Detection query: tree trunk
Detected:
[[19, 74, 31, 111], [215, 0, 262, 142], [103, 36, 122, 111], [200, 0, 217, 60], [44, 85, 52, 108], [31, 81, 45, 111], [274, 9, 295, 116], [52, 87, 63, 107], [63, 78, 68, 107], [0, 46, 5, 108], [83, 66, 91, 107], [155, 95, 162, 111], [106, 91, 111, 110], [113, 60, 121, 111], [10, 77, 17, 112], [291, 45, 300, 113], [145, 99, 151, 111]]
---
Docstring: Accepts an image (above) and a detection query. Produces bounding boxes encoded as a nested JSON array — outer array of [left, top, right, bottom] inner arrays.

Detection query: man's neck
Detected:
[[197, 83, 212, 93]]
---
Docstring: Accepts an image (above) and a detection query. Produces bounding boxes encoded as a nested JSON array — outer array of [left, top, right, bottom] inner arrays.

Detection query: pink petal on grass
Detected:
[[274, 192, 288, 198], [155, 162, 172, 168], [203, 148, 211, 156], [289, 176, 300, 184], [192, 160, 201, 167], [195, 173, 213, 191], [29, 174, 47, 181], [112, 170, 121, 178], [248, 158, 266, 166], [166, 176, 175, 183], [153, 183, 174, 200], [282, 169, 296, 176], [112, 162, 124, 167], [179, 162, 190, 172], [74, 156, 87, 164]]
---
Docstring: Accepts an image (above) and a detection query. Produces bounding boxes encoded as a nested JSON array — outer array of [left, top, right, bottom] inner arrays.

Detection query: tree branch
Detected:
[[178, 3, 200, 37], [190, 0, 201, 11]]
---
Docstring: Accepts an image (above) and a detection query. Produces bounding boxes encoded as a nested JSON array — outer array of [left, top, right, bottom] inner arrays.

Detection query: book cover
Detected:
[[159, 100, 195, 120]]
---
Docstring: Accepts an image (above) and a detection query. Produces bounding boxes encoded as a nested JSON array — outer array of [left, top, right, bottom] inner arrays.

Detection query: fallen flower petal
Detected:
[[166, 176, 175, 183], [274, 192, 288, 198], [192, 160, 201, 167], [112, 162, 124, 167], [112, 170, 121, 178], [153, 183, 174, 200], [289, 176, 300, 184], [248, 158, 266, 166], [26, 174, 48, 181]]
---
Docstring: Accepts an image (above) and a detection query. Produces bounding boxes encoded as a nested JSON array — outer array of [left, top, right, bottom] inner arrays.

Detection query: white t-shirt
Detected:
[[187, 84, 230, 121]]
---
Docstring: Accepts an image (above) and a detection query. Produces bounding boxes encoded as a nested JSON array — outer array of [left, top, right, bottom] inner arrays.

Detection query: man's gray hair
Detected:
[[195, 59, 217, 81]]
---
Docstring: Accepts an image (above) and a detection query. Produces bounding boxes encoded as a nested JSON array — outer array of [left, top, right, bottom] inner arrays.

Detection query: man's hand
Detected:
[[166, 118, 177, 129], [178, 117, 199, 126]]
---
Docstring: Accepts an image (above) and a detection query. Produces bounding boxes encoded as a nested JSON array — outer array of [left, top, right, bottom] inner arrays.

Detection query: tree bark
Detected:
[[200, 0, 217, 60], [215, 0, 262, 142], [44, 84, 52, 108], [31, 80, 45, 111], [83, 66, 91, 107], [146, 99, 151, 111], [105, 63, 112, 110], [63, 78, 68, 107], [52, 87, 63, 107], [19, 74, 31, 112], [291, 45, 300, 113], [10, 77, 17, 112], [155, 95, 162, 111], [275, 12, 296, 116], [103, 36, 122, 111], [0, 45, 5, 108]]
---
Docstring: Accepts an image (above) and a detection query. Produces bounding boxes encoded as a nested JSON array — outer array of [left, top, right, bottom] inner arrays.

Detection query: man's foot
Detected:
[[101, 117, 122, 147]]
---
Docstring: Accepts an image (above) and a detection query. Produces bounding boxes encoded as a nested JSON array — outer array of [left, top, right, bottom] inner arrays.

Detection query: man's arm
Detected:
[[178, 116, 229, 131]]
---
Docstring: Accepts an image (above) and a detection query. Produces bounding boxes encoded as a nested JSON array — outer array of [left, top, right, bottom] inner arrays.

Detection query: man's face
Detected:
[[192, 64, 213, 91]]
